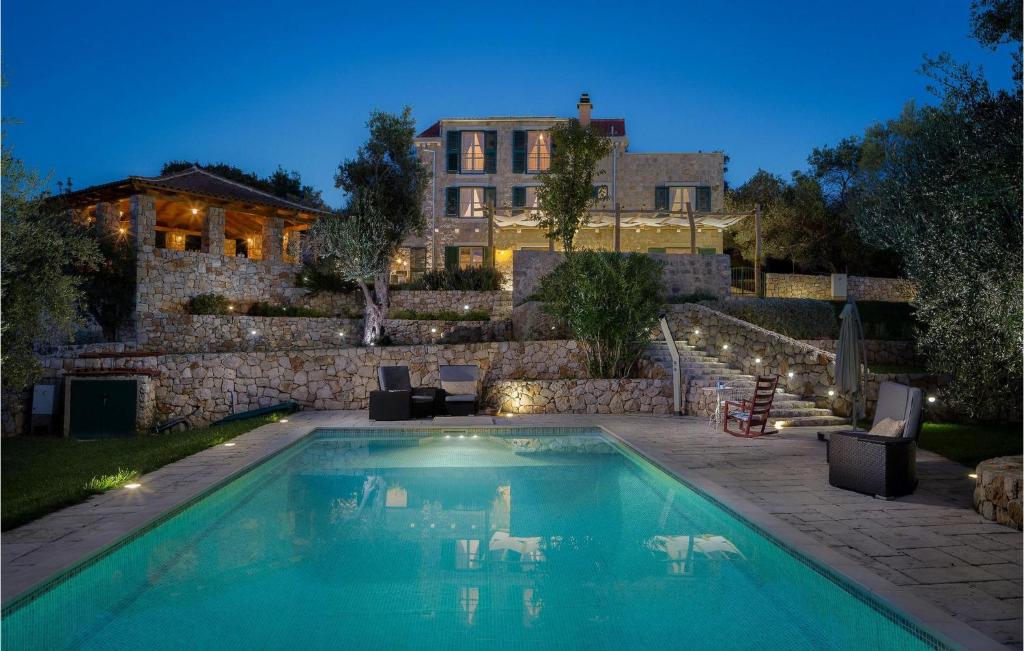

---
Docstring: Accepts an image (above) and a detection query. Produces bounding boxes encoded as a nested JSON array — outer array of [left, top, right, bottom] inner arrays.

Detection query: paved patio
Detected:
[[2, 412, 1020, 649]]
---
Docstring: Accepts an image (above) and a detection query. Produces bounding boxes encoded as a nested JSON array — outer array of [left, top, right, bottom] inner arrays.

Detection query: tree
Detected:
[[537, 251, 663, 378], [161, 161, 327, 210], [80, 230, 136, 340], [308, 108, 429, 344], [971, 0, 1023, 80], [854, 56, 1022, 421], [535, 120, 612, 253], [1, 148, 100, 390]]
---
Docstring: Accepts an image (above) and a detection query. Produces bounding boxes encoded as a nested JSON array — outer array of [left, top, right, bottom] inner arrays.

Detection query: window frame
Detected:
[[525, 130, 551, 173]]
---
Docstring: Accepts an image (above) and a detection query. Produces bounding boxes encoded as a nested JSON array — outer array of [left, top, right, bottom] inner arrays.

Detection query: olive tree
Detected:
[[535, 120, 612, 253], [308, 108, 429, 345]]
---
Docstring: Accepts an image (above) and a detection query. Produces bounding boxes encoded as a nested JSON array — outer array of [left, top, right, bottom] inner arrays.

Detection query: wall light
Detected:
[[338, 331, 345, 337], [828, 390, 835, 396], [224, 442, 236, 447], [927, 396, 937, 403], [463, 304, 470, 311], [124, 483, 141, 490], [279, 419, 288, 423], [693, 329, 700, 335], [722, 344, 729, 350], [754, 357, 762, 364], [787, 371, 794, 378], [430, 327, 437, 333], [968, 473, 978, 479], [228, 305, 235, 311], [250, 330, 258, 336]]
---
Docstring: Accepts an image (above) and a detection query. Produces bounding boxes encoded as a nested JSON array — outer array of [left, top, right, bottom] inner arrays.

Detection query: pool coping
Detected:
[[1, 417, 1008, 650]]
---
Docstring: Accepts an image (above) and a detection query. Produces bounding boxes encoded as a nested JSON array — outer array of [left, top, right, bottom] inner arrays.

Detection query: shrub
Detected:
[[187, 293, 231, 315], [704, 297, 838, 339], [537, 251, 663, 378], [296, 261, 359, 294], [665, 291, 718, 304], [389, 308, 490, 321], [404, 266, 504, 291], [247, 302, 327, 318], [832, 300, 917, 341]]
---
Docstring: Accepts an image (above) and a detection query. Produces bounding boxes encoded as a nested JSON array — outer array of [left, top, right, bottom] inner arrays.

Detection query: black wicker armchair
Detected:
[[368, 366, 440, 420], [827, 381, 923, 499]]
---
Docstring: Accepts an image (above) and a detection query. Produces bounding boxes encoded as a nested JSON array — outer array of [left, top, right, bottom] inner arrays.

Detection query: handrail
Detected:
[[658, 314, 682, 415]]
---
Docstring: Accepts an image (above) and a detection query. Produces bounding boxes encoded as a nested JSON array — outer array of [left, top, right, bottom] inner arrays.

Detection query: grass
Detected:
[[1, 414, 279, 531], [918, 421, 1023, 469]]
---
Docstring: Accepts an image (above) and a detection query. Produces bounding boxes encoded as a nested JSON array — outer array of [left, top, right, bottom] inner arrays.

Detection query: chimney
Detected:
[[577, 92, 592, 127]]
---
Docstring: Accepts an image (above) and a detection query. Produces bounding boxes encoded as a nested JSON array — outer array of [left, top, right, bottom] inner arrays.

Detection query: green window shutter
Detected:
[[696, 186, 712, 211], [512, 130, 526, 173], [698, 247, 716, 255], [511, 186, 526, 208], [444, 246, 459, 271], [446, 131, 461, 173], [483, 186, 497, 211], [445, 187, 459, 216], [648, 247, 666, 254], [654, 186, 669, 210], [484, 131, 498, 173]]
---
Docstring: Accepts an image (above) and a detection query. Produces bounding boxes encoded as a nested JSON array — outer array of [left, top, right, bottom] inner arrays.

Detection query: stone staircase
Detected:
[[643, 340, 848, 427]]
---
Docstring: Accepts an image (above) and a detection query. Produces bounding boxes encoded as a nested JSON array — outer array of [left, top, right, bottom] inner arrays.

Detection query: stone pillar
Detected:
[[130, 194, 156, 248], [95, 202, 121, 236], [202, 207, 226, 254], [261, 217, 284, 262]]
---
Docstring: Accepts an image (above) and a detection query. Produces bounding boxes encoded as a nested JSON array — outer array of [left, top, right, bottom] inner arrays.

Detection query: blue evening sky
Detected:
[[2, 0, 1015, 207]]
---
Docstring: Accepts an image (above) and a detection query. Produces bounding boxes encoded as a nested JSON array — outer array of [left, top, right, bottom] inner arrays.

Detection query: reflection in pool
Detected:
[[2, 429, 943, 650]]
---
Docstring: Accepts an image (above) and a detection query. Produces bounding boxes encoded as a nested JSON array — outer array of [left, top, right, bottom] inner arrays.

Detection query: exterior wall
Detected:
[[799, 340, 921, 366], [765, 273, 917, 303], [488, 379, 673, 414], [414, 118, 726, 269], [512, 250, 730, 305], [23, 341, 588, 427], [386, 319, 511, 345], [136, 314, 363, 352]]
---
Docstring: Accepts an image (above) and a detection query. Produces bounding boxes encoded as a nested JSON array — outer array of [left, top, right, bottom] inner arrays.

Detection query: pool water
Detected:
[[3, 428, 946, 650]]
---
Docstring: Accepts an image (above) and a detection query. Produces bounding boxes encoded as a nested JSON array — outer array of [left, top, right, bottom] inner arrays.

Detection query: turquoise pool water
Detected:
[[3, 428, 947, 650]]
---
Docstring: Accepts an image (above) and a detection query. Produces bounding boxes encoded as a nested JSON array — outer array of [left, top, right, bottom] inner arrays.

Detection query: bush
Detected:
[[187, 293, 231, 315], [389, 308, 490, 321], [296, 261, 359, 294], [832, 300, 917, 341], [537, 251, 663, 378], [704, 297, 838, 339], [404, 266, 504, 291], [247, 302, 327, 318]]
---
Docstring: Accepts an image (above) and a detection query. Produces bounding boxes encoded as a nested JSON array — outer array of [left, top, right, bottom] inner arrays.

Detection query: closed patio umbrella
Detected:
[[834, 300, 868, 430]]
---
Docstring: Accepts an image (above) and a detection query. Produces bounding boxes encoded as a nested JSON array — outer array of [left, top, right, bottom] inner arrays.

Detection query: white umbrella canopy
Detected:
[[835, 301, 867, 429]]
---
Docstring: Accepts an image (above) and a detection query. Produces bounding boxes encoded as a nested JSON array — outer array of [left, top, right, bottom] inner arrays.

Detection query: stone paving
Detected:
[[2, 412, 1020, 649]]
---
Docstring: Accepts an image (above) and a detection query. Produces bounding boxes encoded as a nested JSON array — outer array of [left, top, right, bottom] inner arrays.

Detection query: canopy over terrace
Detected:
[[60, 167, 329, 262]]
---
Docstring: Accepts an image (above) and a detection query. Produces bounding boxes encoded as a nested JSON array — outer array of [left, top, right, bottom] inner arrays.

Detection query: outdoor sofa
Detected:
[[439, 365, 480, 416]]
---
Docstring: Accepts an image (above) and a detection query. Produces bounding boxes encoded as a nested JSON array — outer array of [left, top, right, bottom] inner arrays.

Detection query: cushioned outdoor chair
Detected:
[[439, 365, 480, 416], [368, 366, 440, 421], [723, 375, 779, 437], [827, 381, 923, 499]]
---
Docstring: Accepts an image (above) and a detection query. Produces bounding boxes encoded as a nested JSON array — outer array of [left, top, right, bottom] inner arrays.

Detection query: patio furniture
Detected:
[[827, 381, 923, 499], [440, 364, 480, 416], [369, 366, 440, 420], [723, 375, 779, 437]]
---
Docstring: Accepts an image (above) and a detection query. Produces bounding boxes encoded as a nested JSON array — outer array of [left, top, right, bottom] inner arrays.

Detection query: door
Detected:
[[69, 379, 137, 438]]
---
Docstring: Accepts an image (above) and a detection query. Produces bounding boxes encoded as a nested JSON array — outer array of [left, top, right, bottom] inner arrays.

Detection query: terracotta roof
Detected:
[[416, 117, 626, 138], [59, 167, 330, 218]]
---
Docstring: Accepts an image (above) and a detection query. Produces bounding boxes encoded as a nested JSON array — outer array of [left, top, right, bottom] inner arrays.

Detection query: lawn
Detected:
[[918, 421, 1023, 469], [1, 414, 279, 531]]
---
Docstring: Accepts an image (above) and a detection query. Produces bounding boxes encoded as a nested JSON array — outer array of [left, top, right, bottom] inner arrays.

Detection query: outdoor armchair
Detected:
[[369, 366, 440, 420], [723, 375, 779, 437], [827, 381, 923, 499], [439, 365, 480, 416]]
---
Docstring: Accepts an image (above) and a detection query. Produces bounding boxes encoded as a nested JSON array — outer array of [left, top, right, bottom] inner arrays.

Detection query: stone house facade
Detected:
[[404, 93, 729, 282]]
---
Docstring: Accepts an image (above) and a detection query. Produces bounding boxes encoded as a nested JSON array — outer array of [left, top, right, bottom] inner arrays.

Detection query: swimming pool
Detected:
[[3, 427, 950, 650]]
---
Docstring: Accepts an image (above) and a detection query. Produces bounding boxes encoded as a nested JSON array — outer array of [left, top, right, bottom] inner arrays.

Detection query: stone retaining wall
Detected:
[[800, 339, 921, 366], [764, 273, 916, 303], [488, 379, 673, 415], [512, 250, 730, 305], [386, 319, 511, 345], [973, 456, 1023, 530], [665, 303, 838, 408], [8, 341, 588, 431]]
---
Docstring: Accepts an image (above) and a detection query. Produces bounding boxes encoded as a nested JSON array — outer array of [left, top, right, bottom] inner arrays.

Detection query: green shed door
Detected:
[[69, 379, 137, 439]]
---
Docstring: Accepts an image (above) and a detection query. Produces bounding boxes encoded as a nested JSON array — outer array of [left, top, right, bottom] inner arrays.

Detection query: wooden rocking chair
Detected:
[[723, 375, 779, 438]]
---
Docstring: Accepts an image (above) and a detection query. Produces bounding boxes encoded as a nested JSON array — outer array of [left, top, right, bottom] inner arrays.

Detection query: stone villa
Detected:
[[400, 93, 733, 282]]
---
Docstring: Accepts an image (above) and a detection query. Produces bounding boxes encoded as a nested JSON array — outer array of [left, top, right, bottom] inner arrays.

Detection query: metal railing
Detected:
[[658, 314, 682, 415]]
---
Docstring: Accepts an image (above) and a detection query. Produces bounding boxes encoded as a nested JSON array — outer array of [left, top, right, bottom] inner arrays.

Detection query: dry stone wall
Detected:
[[488, 379, 673, 415], [765, 273, 916, 303], [973, 456, 1023, 530], [800, 339, 921, 366]]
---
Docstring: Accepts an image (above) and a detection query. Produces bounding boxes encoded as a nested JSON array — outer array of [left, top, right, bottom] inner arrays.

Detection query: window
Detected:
[[409, 247, 427, 280], [511, 186, 540, 213], [461, 131, 486, 173], [447, 187, 495, 218], [655, 185, 712, 212], [526, 131, 550, 172], [459, 246, 484, 268], [184, 234, 202, 251]]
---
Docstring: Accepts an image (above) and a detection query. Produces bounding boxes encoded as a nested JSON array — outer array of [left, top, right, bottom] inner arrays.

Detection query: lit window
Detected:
[[525, 187, 539, 210], [527, 131, 550, 172], [459, 247, 484, 268], [670, 187, 693, 212], [459, 188, 488, 218], [461, 131, 486, 172]]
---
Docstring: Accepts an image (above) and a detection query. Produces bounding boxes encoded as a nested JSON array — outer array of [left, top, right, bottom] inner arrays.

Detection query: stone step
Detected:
[[768, 407, 835, 418], [772, 415, 849, 427]]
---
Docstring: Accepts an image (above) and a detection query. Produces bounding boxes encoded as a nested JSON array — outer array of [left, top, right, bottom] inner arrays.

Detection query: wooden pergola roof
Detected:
[[59, 166, 330, 223]]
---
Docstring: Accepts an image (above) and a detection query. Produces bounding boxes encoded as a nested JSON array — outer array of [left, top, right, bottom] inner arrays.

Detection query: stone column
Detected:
[[202, 206, 226, 255], [94, 202, 121, 236], [130, 194, 156, 248], [261, 217, 284, 262]]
